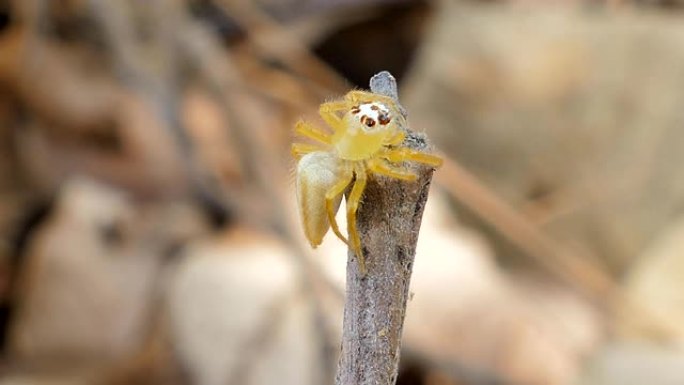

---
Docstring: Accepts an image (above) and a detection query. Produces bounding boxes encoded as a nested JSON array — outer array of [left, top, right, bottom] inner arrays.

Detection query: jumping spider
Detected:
[[292, 90, 442, 274]]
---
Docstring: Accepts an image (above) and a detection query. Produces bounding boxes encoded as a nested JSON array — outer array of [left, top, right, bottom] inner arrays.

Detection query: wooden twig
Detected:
[[335, 72, 437, 385]]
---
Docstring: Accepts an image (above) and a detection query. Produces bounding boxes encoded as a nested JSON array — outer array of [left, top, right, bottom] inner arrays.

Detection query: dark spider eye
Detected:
[[361, 115, 376, 127], [351, 105, 361, 114], [378, 113, 391, 125]]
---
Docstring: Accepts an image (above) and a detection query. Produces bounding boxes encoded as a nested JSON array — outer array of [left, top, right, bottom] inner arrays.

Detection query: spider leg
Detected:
[[295, 120, 332, 145], [320, 100, 350, 113], [319, 101, 349, 133], [368, 159, 417, 181], [384, 130, 406, 146], [383, 147, 443, 167], [346, 164, 368, 275], [291, 142, 321, 159], [325, 163, 353, 246], [345, 90, 397, 107]]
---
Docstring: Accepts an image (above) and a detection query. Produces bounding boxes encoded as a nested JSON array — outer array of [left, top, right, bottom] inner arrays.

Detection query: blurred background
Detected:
[[1, 0, 684, 384]]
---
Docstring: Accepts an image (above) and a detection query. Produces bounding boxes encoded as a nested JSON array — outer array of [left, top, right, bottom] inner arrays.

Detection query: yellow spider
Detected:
[[292, 90, 442, 274]]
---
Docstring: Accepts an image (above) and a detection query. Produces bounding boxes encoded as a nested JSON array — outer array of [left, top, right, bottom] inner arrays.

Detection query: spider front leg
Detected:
[[325, 163, 353, 246], [346, 164, 368, 275], [384, 130, 406, 147], [295, 120, 332, 145], [368, 159, 417, 181], [291, 142, 321, 159], [345, 90, 398, 108], [319, 101, 351, 132], [383, 147, 443, 167]]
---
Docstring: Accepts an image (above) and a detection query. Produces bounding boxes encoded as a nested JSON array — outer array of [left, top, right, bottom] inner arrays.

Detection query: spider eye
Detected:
[[360, 115, 376, 129], [378, 113, 391, 125]]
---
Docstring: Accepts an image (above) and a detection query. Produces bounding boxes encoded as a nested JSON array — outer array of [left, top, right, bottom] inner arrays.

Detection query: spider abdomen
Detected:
[[295, 152, 344, 247]]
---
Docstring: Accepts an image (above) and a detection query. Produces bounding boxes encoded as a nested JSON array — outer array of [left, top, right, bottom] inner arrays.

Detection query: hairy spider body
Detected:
[[293, 90, 442, 274]]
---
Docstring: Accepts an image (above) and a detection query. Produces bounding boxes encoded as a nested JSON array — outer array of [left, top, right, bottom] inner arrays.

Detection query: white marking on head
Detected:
[[351, 102, 391, 130]]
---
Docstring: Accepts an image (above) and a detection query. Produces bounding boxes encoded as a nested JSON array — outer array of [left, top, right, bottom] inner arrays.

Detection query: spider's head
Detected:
[[334, 98, 401, 161], [349, 102, 392, 133]]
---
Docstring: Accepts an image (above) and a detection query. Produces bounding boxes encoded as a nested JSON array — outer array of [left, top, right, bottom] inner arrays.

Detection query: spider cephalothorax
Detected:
[[292, 90, 442, 274]]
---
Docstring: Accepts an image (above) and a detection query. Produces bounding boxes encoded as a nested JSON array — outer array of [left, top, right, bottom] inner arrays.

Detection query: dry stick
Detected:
[[335, 72, 438, 385]]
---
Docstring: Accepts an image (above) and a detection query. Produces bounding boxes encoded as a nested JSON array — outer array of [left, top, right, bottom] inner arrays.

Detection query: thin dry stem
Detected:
[[335, 71, 438, 385]]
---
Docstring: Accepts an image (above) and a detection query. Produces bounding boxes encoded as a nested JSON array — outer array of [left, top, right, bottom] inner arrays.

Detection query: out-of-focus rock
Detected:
[[166, 227, 323, 385], [9, 178, 164, 364], [619, 216, 684, 343], [404, 2, 684, 273], [579, 343, 684, 385]]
